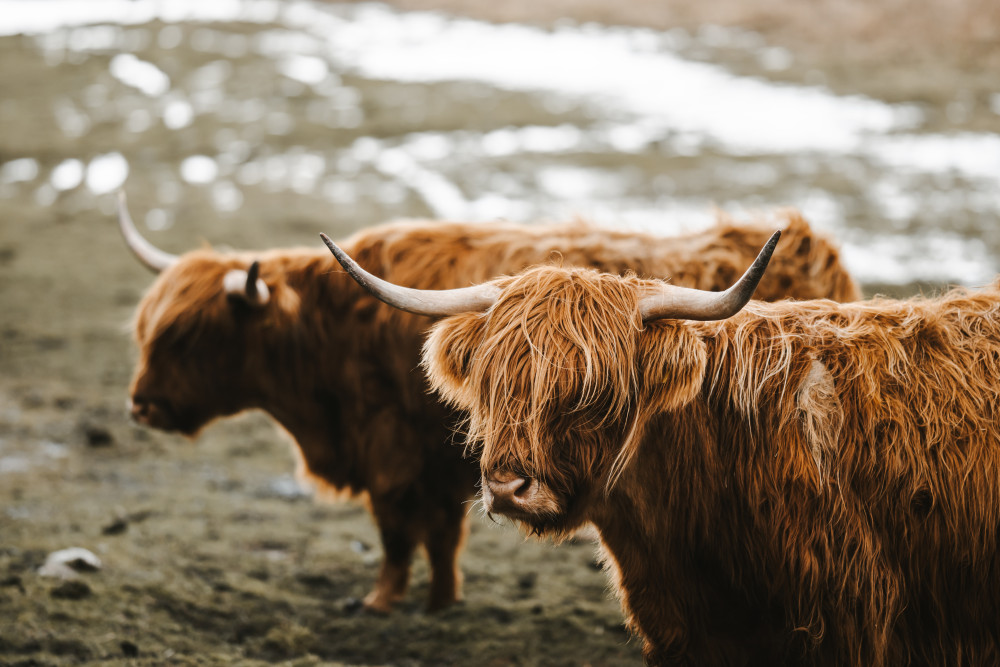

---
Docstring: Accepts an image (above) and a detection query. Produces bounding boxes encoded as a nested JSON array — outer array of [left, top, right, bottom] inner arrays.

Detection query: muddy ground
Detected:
[[1, 0, 998, 665]]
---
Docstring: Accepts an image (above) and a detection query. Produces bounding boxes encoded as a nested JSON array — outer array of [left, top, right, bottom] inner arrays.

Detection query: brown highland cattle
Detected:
[[121, 192, 857, 613], [325, 232, 1000, 665]]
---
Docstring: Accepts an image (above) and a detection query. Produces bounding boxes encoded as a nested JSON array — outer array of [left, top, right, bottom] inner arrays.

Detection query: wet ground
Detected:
[[1, 1, 998, 665]]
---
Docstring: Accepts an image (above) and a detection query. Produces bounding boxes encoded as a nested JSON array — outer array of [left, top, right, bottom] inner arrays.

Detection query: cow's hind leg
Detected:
[[423, 503, 469, 612], [364, 497, 419, 613]]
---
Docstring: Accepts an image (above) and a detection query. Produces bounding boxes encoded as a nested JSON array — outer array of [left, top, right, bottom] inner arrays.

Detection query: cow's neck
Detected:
[[589, 403, 779, 662], [588, 412, 715, 659], [266, 386, 365, 492], [251, 262, 443, 491]]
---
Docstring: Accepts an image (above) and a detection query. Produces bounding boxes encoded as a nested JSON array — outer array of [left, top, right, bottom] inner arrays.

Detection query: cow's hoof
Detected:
[[362, 590, 396, 615]]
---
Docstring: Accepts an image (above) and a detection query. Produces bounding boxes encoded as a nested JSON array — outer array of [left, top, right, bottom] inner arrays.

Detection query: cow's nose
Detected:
[[484, 470, 537, 512], [129, 397, 148, 422], [129, 395, 154, 425]]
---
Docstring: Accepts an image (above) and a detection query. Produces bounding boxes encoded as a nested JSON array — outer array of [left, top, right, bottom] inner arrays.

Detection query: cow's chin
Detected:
[[482, 482, 588, 539], [130, 398, 208, 438]]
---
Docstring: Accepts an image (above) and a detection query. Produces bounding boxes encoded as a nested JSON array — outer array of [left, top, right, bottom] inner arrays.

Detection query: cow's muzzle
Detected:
[[128, 394, 176, 431], [482, 470, 539, 515]]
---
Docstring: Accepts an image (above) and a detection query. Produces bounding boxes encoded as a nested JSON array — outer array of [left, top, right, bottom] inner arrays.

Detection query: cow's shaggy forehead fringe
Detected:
[[464, 266, 647, 487]]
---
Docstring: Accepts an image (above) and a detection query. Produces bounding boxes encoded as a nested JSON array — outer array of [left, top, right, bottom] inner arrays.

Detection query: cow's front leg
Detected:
[[364, 497, 418, 613], [423, 503, 470, 611]]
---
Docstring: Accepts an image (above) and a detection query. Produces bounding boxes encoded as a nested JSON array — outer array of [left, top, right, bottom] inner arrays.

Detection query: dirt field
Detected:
[[1, 0, 997, 665]]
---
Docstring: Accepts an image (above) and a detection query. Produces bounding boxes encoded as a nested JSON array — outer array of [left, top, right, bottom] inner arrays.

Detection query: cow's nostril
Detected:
[[130, 399, 147, 418], [129, 395, 160, 424], [485, 471, 536, 509]]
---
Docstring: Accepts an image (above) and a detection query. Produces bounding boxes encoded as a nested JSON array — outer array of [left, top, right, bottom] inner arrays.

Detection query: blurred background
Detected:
[[1, 0, 998, 664]]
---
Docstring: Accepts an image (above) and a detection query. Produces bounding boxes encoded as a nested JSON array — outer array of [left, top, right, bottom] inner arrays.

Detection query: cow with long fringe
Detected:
[[324, 230, 1000, 664], [121, 192, 858, 614]]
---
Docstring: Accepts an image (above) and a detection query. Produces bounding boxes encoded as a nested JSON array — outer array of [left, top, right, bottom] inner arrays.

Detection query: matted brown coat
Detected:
[[400, 261, 1000, 664], [124, 205, 858, 613]]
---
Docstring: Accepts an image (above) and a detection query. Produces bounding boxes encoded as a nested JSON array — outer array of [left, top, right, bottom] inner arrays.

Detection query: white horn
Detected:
[[639, 230, 781, 322], [118, 191, 178, 273], [320, 233, 499, 316]]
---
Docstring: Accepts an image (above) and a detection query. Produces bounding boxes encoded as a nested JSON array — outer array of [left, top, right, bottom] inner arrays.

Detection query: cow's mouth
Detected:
[[129, 395, 199, 435], [481, 471, 566, 531]]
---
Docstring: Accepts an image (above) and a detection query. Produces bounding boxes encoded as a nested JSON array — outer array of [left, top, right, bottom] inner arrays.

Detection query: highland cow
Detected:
[[121, 191, 857, 613], [324, 231, 1000, 665]]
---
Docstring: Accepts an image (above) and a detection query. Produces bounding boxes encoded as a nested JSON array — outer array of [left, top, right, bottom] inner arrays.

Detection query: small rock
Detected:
[[486, 606, 513, 624], [517, 572, 537, 590], [0, 575, 24, 593], [101, 518, 128, 536], [83, 424, 113, 447], [50, 580, 92, 600], [349, 540, 371, 554], [120, 640, 139, 658], [54, 396, 76, 410], [38, 547, 102, 579], [340, 597, 364, 614], [127, 510, 152, 523]]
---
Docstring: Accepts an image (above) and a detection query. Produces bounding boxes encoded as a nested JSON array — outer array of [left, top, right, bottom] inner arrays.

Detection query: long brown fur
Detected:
[[423, 260, 1000, 665], [129, 210, 856, 613]]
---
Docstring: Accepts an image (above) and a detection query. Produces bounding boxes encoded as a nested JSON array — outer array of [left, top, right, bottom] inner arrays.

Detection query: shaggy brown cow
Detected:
[[121, 192, 857, 614], [325, 232, 1000, 665]]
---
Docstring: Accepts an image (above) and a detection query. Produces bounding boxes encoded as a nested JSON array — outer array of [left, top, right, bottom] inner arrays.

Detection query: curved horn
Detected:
[[639, 230, 781, 322], [223, 260, 270, 306], [320, 233, 499, 316], [245, 260, 260, 301], [118, 191, 178, 273]]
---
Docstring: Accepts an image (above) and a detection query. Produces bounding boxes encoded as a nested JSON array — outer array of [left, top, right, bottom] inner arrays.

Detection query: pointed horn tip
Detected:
[[758, 229, 781, 267], [320, 233, 357, 272], [765, 229, 781, 254], [319, 233, 341, 258], [739, 229, 782, 293], [245, 260, 260, 300], [747, 229, 782, 275]]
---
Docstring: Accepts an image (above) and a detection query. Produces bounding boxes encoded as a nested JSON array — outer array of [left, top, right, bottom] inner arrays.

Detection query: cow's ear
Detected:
[[422, 312, 488, 408], [639, 321, 708, 412]]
